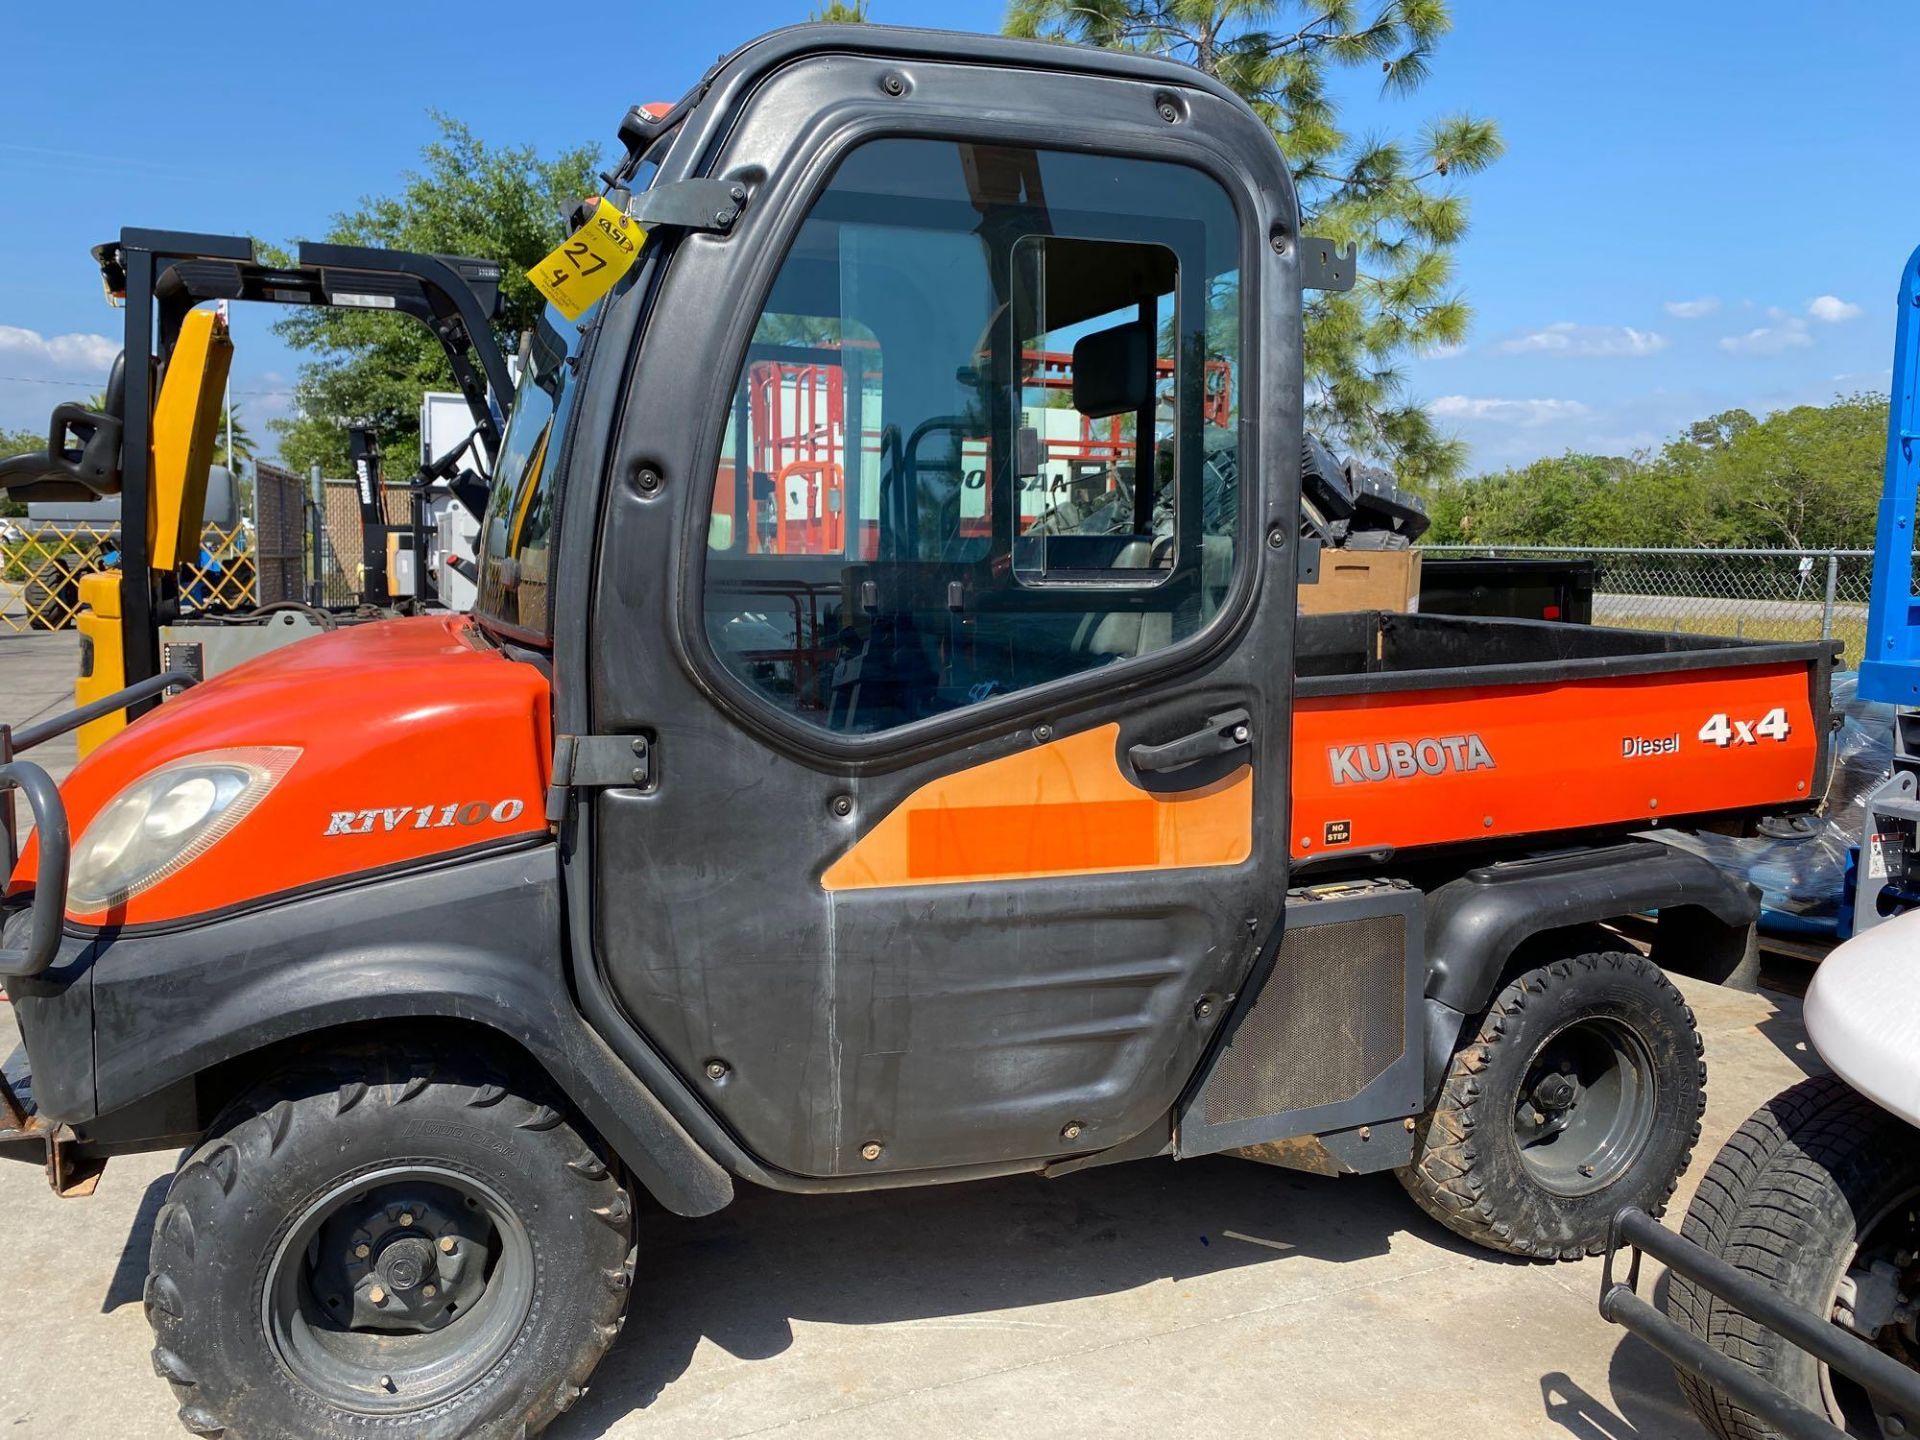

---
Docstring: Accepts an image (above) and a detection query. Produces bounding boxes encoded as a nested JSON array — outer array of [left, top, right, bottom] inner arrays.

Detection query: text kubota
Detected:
[[1327, 733, 1496, 785]]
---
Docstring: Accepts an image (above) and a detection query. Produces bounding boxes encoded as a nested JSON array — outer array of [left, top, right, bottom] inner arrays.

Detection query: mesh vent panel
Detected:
[[1201, 912, 1407, 1125]]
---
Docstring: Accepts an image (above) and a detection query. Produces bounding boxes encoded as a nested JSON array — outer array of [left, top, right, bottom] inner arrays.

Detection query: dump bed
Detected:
[[1290, 612, 1838, 863]]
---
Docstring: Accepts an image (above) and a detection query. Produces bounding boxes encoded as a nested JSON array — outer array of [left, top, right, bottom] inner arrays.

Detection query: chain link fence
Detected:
[[1, 521, 257, 633], [1423, 545, 1876, 664], [253, 463, 309, 608], [315, 480, 413, 607], [0, 473, 418, 629], [0, 525, 1885, 658]]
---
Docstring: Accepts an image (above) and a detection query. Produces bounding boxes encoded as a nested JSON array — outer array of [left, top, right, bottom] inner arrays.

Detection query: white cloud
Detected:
[[1808, 295, 1862, 323], [1664, 297, 1720, 319], [1720, 320, 1814, 356], [1493, 322, 1669, 358], [0, 324, 118, 373], [1429, 395, 1592, 427]]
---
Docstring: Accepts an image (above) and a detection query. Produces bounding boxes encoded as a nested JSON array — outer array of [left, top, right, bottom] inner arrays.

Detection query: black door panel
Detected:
[[597, 796, 1257, 1173]]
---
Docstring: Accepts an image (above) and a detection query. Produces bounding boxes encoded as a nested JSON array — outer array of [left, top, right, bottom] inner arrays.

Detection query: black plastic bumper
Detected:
[[1599, 1207, 1920, 1440]]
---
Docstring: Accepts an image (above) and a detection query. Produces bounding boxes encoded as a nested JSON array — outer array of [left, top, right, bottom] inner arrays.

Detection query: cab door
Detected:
[[578, 48, 1305, 1180]]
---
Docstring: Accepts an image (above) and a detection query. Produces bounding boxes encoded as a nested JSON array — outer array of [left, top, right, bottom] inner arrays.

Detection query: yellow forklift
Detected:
[[0, 231, 513, 755]]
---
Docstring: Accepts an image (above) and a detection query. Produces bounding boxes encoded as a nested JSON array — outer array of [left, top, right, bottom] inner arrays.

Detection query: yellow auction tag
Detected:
[[528, 198, 647, 321]]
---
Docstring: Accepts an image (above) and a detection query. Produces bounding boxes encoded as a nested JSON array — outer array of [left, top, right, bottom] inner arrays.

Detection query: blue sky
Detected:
[[2, 1, 1912, 473]]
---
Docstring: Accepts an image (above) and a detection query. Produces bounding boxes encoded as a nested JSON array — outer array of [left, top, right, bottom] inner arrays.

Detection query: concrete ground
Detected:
[[0, 629, 1823, 1438], [0, 981, 1819, 1439], [1, 630, 81, 815]]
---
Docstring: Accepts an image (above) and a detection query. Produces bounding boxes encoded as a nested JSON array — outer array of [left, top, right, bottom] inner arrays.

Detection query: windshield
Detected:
[[473, 155, 666, 638], [473, 308, 579, 634]]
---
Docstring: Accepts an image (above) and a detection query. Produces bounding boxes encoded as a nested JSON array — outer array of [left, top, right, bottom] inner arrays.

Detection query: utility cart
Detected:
[[0, 25, 1845, 1439]]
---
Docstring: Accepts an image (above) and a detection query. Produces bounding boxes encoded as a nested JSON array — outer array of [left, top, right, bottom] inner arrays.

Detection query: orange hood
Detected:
[[12, 615, 551, 929]]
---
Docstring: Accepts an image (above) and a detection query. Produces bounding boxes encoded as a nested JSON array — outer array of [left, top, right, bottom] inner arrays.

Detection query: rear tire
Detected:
[[23, 553, 80, 630], [1398, 950, 1706, 1260], [146, 1053, 635, 1440], [1668, 1074, 1920, 1440]]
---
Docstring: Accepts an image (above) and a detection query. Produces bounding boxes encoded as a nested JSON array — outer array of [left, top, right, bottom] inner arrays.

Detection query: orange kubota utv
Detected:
[[1, 25, 1833, 1439]]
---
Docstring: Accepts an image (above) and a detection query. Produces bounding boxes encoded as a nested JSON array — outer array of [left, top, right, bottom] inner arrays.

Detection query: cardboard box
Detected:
[[1298, 547, 1421, 614]]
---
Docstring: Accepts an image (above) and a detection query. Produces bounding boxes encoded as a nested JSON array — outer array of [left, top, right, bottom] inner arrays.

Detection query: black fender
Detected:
[[21, 845, 733, 1217], [1425, 840, 1759, 1013], [1418, 840, 1759, 1097]]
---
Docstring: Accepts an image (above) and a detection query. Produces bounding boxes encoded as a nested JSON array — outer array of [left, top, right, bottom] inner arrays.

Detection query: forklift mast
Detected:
[[5, 231, 516, 731], [347, 425, 390, 604]]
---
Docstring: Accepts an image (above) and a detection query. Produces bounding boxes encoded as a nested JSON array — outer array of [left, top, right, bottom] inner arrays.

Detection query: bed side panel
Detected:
[[1290, 660, 1820, 861]]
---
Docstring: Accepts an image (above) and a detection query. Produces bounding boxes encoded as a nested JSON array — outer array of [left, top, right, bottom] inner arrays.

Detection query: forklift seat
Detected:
[[0, 352, 128, 504]]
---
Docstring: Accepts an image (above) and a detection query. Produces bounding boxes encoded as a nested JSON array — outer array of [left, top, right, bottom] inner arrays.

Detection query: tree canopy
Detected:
[[1422, 394, 1891, 552], [272, 117, 599, 477], [1004, 0, 1502, 486]]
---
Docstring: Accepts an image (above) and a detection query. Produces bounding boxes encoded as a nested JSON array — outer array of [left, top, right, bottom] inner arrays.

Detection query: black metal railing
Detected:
[[1599, 1206, 1920, 1440]]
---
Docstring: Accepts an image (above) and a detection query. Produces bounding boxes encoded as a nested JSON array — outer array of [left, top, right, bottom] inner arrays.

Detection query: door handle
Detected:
[[1128, 708, 1252, 774]]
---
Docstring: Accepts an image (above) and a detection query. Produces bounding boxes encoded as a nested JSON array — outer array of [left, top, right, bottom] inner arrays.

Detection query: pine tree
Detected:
[[1004, 0, 1502, 485]]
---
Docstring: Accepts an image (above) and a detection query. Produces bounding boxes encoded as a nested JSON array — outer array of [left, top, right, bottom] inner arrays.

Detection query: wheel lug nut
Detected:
[[398, 1212, 415, 1228], [439, 1236, 457, 1254], [423, 1285, 437, 1299], [354, 1243, 371, 1259], [369, 1285, 387, 1304]]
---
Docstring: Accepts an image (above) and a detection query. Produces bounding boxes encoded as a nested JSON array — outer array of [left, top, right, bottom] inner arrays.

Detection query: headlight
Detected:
[[67, 747, 299, 913]]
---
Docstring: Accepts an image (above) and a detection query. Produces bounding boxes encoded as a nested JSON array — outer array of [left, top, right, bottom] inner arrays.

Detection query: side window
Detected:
[[702, 138, 1241, 734]]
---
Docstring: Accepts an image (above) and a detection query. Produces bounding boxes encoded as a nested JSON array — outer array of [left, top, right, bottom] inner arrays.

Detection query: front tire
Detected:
[[146, 1054, 635, 1440], [1668, 1074, 1920, 1440], [1398, 950, 1706, 1260]]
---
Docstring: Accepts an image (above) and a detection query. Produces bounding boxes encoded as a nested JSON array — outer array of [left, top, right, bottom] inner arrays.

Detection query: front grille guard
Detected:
[[1600, 1206, 1920, 1440], [0, 670, 195, 1196], [0, 669, 195, 977]]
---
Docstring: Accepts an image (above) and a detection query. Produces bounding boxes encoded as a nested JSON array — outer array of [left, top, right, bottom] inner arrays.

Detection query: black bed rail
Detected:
[[1599, 1207, 1920, 1440]]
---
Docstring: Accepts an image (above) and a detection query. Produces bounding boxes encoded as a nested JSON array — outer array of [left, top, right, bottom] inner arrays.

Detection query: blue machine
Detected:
[[1860, 244, 1920, 704], [1851, 244, 1920, 928]]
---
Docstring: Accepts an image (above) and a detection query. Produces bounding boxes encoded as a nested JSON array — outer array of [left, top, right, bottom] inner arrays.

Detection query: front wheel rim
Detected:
[[1512, 1015, 1660, 1197], [262, 1163, 535, 1414]]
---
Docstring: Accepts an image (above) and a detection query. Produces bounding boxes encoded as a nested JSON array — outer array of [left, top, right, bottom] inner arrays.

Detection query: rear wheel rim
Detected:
[[262, 1163, 534, 1414], [1512, 1015, 1659, 1197]]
